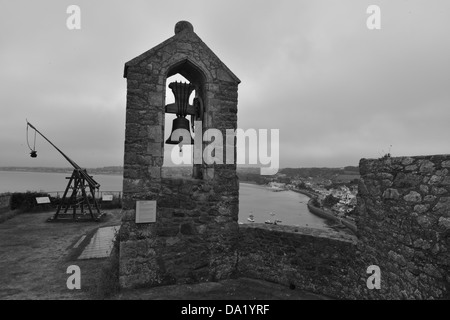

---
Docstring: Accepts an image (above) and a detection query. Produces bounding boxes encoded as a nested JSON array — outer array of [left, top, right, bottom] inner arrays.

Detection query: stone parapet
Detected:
[[357, 155, 450, 299]]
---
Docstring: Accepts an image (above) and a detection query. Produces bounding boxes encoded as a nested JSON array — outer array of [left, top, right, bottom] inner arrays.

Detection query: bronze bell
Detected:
[[165, 117, 194, 145], [165, 81, 196, 145]]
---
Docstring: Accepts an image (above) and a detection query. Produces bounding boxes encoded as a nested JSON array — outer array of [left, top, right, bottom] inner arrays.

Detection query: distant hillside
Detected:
[[237, 167, 270, 185], [0, 166, 123, 175], [280, 166, 360, 184], [0, 165, 360, 183]]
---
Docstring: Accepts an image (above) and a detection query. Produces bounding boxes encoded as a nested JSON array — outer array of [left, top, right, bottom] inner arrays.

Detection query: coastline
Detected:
[[0, 170, 123, 194], [0, 169, 122, 176], [307, 200, 357, 234], [292, 188, 357, 234], [291, 188, 317, 199], [238, 180, 261, 186]]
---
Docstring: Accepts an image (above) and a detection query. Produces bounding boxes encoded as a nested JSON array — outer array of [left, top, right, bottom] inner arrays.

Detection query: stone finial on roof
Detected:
[[174, 21, 194, 34]]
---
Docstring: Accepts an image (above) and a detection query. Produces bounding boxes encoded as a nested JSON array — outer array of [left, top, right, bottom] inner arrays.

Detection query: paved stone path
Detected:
[[78, 226, 119, 260]]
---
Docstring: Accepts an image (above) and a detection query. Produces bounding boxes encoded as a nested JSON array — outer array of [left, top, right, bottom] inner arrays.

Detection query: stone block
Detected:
[[394, 173, 422, 188], [148, 125, 163, 140], [204, 168, 215, 180], [120, 241, 138, 260], [438, 217, 450, 229], [429, 175, 443, 184], [148, 167, 161, 179], [122, 209, 136, 221], [166, 237, 181, 246], [420, 185, 429, 194], [441, 160, 450, 168], [404, 191, 422, 203], [147, 142, 163, 156], [383, 188, 400, 200], [417, 215, 432, 228], [432, 197, 450, 216], [180, 223, 196, 235], [402, 157, 415, 165], [435, 169, 449, 176], [441, 176, 450, 185], [413, 204, 429, 214], [419, 160, 435, 173], [431, 187, 447, 195]]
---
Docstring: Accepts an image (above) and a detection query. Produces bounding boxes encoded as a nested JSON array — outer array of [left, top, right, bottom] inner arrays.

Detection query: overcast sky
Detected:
[[1, 0, 450, 169]]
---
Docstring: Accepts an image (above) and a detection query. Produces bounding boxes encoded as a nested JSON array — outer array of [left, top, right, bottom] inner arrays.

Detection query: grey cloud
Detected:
[[1, 1, 450, 168]]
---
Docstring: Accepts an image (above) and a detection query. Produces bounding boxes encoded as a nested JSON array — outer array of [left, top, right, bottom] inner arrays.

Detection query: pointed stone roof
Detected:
[[123, 21, 240, 84]]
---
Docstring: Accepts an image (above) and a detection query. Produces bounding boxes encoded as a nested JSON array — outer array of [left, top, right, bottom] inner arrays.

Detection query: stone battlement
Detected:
[[235, 155, 449, 299], [355, 155, 450, 299]]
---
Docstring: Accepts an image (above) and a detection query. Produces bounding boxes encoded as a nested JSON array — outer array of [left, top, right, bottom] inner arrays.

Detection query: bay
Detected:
[[0, 171, 329, 229], [239, 183, 329, 229], [0, 170, 122, 193]]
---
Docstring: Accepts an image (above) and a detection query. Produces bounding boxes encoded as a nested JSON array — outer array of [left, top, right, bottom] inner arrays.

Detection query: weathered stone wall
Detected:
[[357, 155, 450, 299], [120, 178, 239, 287], [237, 224, 360, 299], [237, 155, 449, 300], [119, 22, 240, 289]]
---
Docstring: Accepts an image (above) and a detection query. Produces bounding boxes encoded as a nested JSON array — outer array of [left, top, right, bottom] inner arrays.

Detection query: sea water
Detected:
[[0, 171, 329, 229]]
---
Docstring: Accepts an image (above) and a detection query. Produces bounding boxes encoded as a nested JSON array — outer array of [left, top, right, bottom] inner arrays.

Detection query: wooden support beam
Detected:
[[50, 169, 101, 221]]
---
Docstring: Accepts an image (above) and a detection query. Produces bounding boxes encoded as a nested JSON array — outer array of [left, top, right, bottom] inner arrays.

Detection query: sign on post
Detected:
[[36, 197, 51, 204], [135, 201, 156, 223], [102, 195, 113, 201]]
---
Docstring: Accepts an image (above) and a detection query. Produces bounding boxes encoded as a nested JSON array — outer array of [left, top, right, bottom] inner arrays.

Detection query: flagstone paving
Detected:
[[78, 226, 119, 260]]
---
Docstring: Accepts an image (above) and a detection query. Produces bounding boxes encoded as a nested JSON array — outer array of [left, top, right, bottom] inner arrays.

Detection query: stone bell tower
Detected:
[[119, 21, 241, 288]]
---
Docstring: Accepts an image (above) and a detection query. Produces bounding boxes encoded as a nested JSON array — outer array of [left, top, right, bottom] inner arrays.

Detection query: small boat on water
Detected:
[[269, 212, 275, 216], [265, 219, 282, 225], [248, 213, 255, 223]]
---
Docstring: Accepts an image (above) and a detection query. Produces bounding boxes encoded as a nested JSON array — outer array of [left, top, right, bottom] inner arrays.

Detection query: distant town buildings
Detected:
[[266, 170, 359, 222]]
